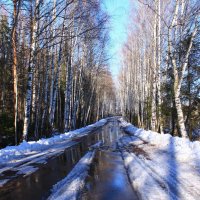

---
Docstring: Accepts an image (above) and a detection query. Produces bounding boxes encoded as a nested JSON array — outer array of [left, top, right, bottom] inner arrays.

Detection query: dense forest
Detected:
[[0, 1, 200, 199], [0, 0, 116, 146], [118, 0, 199, 139], [0, 0, 199, 147]]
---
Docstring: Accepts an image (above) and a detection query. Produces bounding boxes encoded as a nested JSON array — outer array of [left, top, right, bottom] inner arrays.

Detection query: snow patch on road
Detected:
[[47, 149, 97, 200]]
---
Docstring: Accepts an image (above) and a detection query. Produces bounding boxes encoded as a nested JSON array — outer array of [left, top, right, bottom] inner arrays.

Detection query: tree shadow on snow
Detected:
[[167, 137, 179, 200]]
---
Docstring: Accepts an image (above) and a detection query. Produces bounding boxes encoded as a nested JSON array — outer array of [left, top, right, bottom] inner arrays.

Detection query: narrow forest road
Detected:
[[81, 118, 200, 200], [1, 117, 200, 200], [81, 118, 138, 200], [0, 117, 138, 200]]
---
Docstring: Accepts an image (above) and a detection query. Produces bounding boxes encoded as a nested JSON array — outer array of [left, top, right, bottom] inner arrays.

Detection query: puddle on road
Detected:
[[0, 120, 124, 200], [81, 151, 138, 200], [0, 143, 83, 200], [80, 121, 138, 200]]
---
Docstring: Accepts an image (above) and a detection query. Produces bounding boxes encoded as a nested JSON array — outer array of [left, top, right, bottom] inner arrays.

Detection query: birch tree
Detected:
[[118, 0, 199, 138], [0, 0, 114, 144], [23, 0, 40, 140], [11, 0, 21, 144]]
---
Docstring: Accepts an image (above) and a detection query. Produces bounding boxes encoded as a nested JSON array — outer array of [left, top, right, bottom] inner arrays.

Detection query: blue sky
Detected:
[[102, 0, 130, 78]]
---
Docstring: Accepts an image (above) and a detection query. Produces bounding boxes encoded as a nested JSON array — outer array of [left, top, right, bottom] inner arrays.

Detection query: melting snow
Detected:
[[0, 119, 107, 164], [119, 118, 200, 200], [47, 149, 97, 200]]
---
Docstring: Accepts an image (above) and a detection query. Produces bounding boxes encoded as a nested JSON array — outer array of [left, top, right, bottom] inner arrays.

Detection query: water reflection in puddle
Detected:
[[81, 151, 138, 200], [80, 121, 138, 200], [0, 143, 83, 200], [0, 120, 124, 200]]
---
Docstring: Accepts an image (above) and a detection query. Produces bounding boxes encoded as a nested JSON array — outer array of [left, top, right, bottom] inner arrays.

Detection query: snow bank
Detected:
[[0, 119, 107, 163], [121, 150, 169, 200], [47, 146, 98, 200], [118, 120, 200, 200], [119, 118, 200, 162]]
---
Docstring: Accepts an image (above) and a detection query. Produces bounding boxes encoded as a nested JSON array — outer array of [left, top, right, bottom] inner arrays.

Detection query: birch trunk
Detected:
[[71, 70, 78, 130], [49, 0, 57, 126], [49, 23, 65, 128], [12, 0, 20, 144], [23, 0, 40, 140], [151, 8, 157, 131], [64, 50, 73, 131], [156, 0, 163, 133], [41, 44, 50, 131], [172, 26, 197, 138], [168, 0, 198, 137]]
